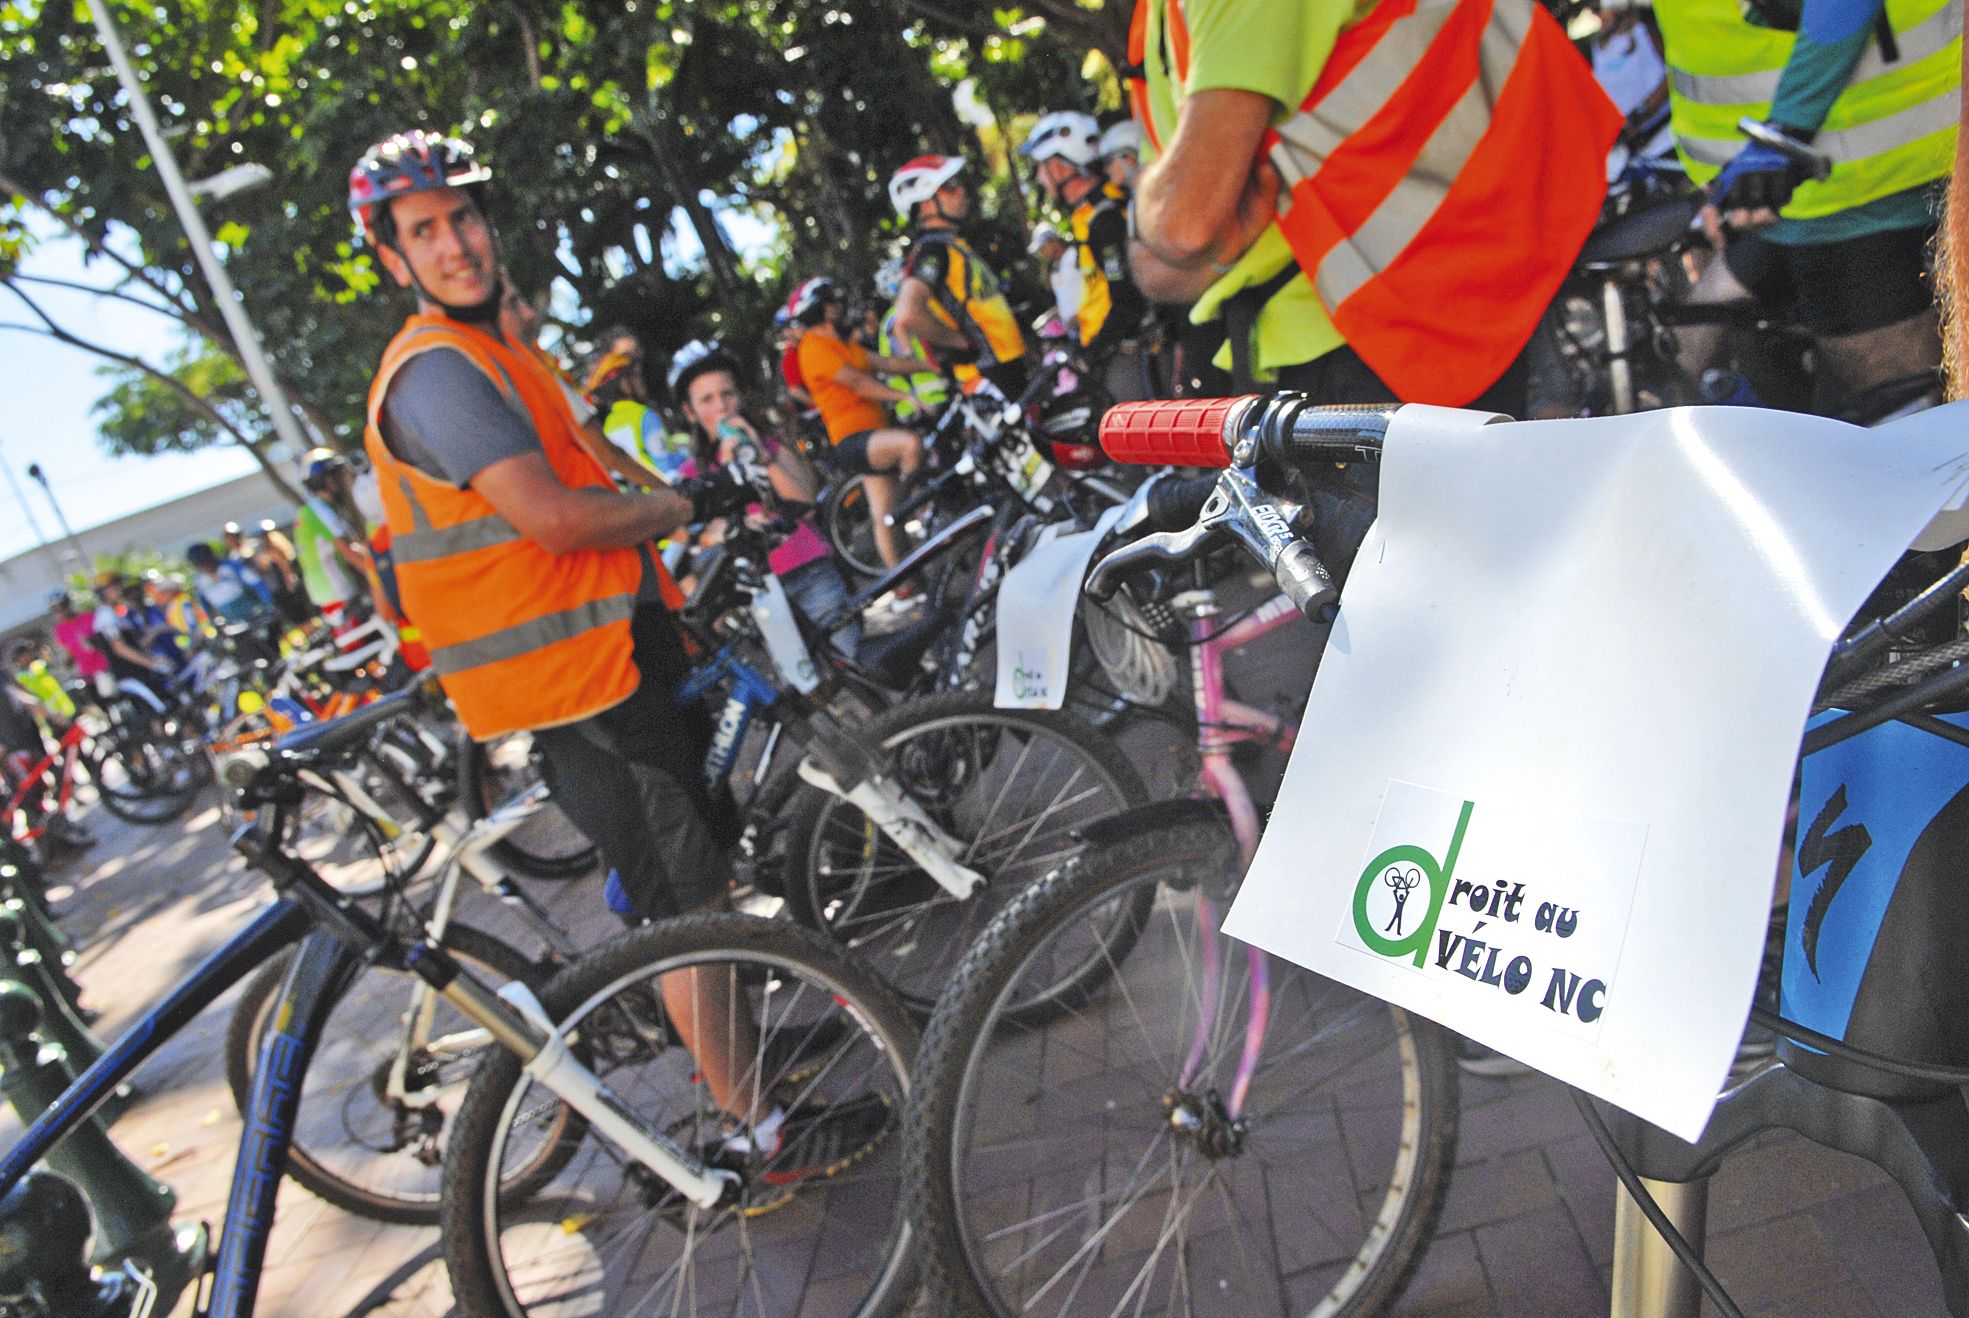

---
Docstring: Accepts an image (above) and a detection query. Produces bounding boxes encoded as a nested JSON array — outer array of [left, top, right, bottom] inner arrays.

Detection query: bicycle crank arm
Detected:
[[491, 982, 737, 1210], [796, 760, 987, 899]]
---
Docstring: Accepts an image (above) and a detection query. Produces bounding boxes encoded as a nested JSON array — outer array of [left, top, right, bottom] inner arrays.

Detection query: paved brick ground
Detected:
[[5, 772, 1953, 1316]]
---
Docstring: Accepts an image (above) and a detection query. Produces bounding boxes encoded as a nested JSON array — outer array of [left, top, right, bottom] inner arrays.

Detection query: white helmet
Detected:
[[873, 257, 906, 301], [889, 154, 967, 219], [1099, 120, 1146, 161], [1022, 111, 1101, 168]]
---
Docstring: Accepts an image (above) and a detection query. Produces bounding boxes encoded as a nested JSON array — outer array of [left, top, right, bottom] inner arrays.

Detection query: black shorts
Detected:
[[1723, 224, 1937, 338], [831, 429, 883, 476], [528, 606, 737, 921]]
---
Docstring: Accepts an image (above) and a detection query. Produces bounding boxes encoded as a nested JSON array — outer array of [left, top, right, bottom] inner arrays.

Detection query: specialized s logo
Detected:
[[1797, 784, 1871, 980], [1351, 799, 1473, 966]]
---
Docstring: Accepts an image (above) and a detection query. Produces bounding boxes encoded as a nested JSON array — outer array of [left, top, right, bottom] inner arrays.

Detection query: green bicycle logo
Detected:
[[1351, 800, 1473, 967]]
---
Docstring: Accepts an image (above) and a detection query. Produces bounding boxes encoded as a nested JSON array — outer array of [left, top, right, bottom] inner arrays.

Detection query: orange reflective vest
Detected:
[[362, 314, 682, 740], [1131, 0, 1621, 404]]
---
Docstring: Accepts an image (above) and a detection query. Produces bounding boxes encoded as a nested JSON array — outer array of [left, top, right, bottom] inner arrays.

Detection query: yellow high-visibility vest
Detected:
[[1656, 0, 1959, 220]]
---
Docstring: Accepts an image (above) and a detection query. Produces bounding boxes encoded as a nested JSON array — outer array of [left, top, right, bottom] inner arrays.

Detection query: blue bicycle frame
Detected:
[[0, 897, 353, 1317]]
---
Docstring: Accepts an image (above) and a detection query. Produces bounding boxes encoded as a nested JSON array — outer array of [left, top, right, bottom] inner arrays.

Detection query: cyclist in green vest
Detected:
[[873, 258, 947, 423], [1661, 0, 1958, 401], [295, 449, 372, 626]]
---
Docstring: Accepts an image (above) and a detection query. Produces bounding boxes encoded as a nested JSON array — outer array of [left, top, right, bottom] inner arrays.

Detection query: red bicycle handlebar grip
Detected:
[[1098, 397, 1249, 468]]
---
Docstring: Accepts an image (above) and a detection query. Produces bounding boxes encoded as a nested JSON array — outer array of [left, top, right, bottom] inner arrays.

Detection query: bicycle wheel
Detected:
[[441, 913, 920, 1318], [907, 817, 1459, 1317], [780, 692, 1150, 1013], [225, 922, 564, 1225], [824, 475, 887, 580], [459, 731, 598, 879], [85, 727, 201, 824]]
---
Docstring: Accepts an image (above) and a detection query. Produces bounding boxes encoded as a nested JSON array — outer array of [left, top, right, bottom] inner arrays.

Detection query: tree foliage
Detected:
[[0, 0, 1122, 458]]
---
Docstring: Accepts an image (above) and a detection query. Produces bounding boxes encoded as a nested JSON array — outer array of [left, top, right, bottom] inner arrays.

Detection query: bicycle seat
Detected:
[[268, 681, 425, 768], [1577, 192, 1703, 267], [847, 610, 951, 690]]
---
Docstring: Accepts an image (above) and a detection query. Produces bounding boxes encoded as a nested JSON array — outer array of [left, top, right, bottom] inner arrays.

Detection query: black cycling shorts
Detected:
[[831, 429, 883, 476], [1723, 223, 1936, 338], [528, 606, 737, 921]]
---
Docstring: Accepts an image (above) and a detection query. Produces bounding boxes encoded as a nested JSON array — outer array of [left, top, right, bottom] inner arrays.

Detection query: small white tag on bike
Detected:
[[750, 573, 820, 694], [994, 504, 1125, 710]]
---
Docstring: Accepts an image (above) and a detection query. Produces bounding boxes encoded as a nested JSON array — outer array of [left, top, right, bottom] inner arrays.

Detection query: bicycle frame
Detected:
[[0, 828, 739, 1316], [1176, 587, 1305, 1120], [3, 723, 86, 846]]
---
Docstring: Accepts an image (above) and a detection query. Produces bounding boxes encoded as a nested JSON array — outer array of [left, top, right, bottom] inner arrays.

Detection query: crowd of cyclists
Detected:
[[1, 0, 1961, 1309]]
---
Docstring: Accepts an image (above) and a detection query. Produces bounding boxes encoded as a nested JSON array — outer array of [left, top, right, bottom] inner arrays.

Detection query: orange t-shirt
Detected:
[[797, 331, 886, 444]]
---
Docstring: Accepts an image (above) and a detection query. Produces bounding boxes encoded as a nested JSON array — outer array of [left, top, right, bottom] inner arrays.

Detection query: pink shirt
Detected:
[[53, 616, 107, 678]]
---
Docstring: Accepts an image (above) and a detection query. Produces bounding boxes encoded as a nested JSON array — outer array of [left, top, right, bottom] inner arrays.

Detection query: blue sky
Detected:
[[1, 231, 261, 564]]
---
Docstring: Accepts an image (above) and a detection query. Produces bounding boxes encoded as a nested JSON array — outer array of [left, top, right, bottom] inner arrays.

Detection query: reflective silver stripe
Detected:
[[1304, 0, 1528, 307], [428, 595, 637, 677], [1316, 83, 1478, 306], [393, 513, 523, 564], [1270, 0, 1465, 190], [1669, 3, 1961, 105], [394, 471, 433, 534], [1679, 83, 1958, 166]]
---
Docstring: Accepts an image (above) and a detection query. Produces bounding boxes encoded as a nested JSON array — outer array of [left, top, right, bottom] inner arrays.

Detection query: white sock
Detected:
[[720, 1105, 785, 1157]]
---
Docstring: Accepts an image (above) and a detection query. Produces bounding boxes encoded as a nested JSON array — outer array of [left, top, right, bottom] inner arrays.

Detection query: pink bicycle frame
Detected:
[[1175, 589, 1303, 1118]]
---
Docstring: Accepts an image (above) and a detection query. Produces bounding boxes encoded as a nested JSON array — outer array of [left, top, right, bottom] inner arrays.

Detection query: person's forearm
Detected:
[[896, 309, 969, 352], [851, 378, 912, 405], [536, 486, 693, 554], [873, 353, 931, 375], [111, 638, 157, 669], [1129, 238, 1224, 303]]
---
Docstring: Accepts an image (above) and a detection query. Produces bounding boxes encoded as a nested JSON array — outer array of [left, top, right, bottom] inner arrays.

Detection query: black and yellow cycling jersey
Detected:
[[1068, 181, 1147, 357], [902, 230, 1027, 377]]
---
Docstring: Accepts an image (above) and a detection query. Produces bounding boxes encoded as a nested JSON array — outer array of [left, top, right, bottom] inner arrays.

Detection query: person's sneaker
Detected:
[[663, 1092, 895, 1221], [754, 1091, 895, 1187], [1454, 1037, 1532, 1078]]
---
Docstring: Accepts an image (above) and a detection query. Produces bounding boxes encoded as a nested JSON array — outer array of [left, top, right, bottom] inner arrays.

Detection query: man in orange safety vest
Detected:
[[1125, 0, 1623, 411]]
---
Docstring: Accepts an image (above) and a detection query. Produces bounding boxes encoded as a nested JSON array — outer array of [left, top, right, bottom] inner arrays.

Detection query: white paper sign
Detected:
[[994, 504, 1125, 710], [1223, 402, 1969, 1140]]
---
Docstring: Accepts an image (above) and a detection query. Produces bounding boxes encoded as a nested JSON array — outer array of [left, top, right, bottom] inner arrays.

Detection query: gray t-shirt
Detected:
[[378, 346, 538, 487]]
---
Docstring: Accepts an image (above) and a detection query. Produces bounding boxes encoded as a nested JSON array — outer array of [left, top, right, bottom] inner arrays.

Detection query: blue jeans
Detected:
[[779, 557, 862, 658]]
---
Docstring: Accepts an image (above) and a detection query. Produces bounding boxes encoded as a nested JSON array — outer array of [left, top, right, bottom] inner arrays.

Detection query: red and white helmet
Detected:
[[785, 276, 839, 325], [1021, 112, 1101, 168], [348, 130, 492, 241], [888, 155, 966, 219]]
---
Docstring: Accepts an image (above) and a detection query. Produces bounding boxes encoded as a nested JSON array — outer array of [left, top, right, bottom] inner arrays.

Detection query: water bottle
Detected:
[[717, 417, 769, 492]]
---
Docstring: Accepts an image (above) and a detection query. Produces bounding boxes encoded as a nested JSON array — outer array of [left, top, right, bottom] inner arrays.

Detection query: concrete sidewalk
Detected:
[[8, 790, 1950, 1316]]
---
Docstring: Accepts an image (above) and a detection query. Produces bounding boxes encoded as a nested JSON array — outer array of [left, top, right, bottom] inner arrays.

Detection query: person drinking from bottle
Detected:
[[668, 341, 863, 658]]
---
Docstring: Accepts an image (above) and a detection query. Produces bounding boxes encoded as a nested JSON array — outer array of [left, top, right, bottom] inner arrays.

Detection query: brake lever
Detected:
[[1084, 463, 1341, 622], [1212, 468, 1340, 622], [1085, 519, 1219, 602]]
